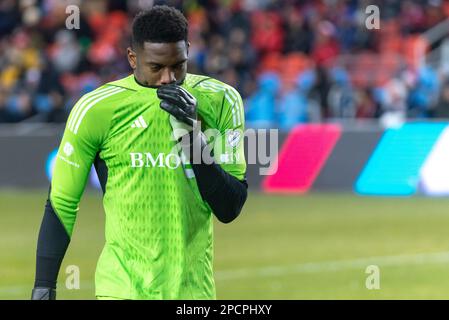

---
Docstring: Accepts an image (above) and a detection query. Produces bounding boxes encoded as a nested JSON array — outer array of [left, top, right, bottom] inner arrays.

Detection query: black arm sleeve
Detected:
[[34, 198, 70, 289], [181, 132, 248, 223]]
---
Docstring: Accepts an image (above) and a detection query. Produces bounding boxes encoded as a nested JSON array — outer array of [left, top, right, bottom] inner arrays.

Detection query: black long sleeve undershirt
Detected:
[[34, 199, 70, 289], [181, 131, 248, 223]]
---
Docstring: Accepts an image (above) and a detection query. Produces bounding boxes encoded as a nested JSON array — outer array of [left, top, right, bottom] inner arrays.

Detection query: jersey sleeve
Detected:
[[49, 86, 115, 236], [209, 83, 247, 181]]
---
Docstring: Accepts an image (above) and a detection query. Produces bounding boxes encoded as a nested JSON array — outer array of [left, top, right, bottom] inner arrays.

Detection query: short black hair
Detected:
[[132, 5, 188, 48]]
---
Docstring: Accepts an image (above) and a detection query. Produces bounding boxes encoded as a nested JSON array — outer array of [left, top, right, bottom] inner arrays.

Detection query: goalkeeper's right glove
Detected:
[[31, 287, 56, 300], [157, 83, 198, 141]]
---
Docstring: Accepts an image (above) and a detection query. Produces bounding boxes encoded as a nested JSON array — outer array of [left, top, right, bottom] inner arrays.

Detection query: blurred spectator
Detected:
[[355, 88, 380, 119], [245, 72, 280, 128], [380, 77, 408, 116], [310, 65, 332, 118], [435, 80, 449, 118], [407, 65, 440, 118], [250, 10, 284, 56], [204, 34, 229, 77], [328, 67, 355, 118], [278, 69, 315, 130], [0, 0, 20, 37], [49, 30, 82, 73], [0, 0, 448, 128], [282, 7, 313, 54], [312, 21, 340, 67]]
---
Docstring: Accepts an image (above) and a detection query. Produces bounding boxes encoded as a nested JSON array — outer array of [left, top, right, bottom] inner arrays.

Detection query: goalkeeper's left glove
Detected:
[[31, 287, 56, 300], [157, 84, 198, 141]]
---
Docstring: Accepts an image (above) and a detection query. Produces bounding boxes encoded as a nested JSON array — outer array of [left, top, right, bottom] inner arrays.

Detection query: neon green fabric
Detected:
[[49, 74, 246, 299]]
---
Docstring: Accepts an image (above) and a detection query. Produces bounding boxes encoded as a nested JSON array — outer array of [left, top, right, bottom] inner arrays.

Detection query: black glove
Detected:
[[157, 84, 197, 126], [31, 287, 56, 300]]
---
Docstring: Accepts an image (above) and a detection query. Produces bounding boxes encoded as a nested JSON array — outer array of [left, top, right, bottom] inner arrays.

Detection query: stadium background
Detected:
[[2, 0, 449, 299]]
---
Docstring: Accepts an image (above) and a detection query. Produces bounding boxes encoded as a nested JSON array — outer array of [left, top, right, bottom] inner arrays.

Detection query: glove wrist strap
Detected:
[[31, 287, 56, 300]]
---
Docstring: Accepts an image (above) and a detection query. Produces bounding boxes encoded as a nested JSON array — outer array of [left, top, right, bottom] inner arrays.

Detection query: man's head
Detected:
[[128, 5, 189, 87]]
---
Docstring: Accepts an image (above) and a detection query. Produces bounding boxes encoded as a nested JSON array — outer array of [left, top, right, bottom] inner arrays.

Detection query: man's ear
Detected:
[[186, 41, 190, 56], [127, 47, 137, 70]]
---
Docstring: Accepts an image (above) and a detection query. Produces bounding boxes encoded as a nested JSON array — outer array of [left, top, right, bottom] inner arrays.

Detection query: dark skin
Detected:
[[127, 40, 189, 87]]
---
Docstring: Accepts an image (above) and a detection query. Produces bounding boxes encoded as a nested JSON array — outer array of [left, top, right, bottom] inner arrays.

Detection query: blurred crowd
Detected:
[[0, 0, 449, 129]]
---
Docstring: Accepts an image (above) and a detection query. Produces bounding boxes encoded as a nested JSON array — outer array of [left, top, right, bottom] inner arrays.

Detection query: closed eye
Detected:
[[173, 62, 185, 70], [150, 65, 162, 72]]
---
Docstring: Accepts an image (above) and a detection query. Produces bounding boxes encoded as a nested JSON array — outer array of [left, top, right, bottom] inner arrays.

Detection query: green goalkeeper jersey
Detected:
[[50, 74, 246, 299]]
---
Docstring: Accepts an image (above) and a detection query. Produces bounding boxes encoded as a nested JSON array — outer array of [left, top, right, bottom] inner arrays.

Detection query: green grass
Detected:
[[2, 190, 449, 299]]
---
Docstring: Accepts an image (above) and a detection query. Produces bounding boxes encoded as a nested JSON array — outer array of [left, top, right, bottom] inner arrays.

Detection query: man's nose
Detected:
[[160, 68, 176, 85]]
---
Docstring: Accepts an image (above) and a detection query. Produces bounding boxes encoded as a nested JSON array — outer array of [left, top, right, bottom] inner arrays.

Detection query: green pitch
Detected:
[[2, 190, 449, 300]]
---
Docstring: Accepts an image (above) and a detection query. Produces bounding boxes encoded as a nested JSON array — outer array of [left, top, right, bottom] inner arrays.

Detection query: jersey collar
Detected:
[[108, 74, 187, 92], [107, 74, 153, 92]]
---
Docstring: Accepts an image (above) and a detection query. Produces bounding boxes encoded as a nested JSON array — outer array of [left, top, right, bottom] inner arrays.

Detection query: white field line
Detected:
[[0, 281, 93, 296], [2, 251, 449, 295], [214, 251, 449, 281]]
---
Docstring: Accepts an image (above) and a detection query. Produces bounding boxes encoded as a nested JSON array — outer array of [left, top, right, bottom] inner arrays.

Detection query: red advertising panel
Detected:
[[263, 124, 341, 193]]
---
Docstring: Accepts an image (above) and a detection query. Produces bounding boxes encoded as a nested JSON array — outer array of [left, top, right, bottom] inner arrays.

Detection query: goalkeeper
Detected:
[[31, 5, 247, 300]]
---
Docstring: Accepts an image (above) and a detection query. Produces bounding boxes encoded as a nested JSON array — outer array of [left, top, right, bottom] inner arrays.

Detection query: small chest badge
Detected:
[[227, 130, 242, 148], [63, 142, 74, 156]]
